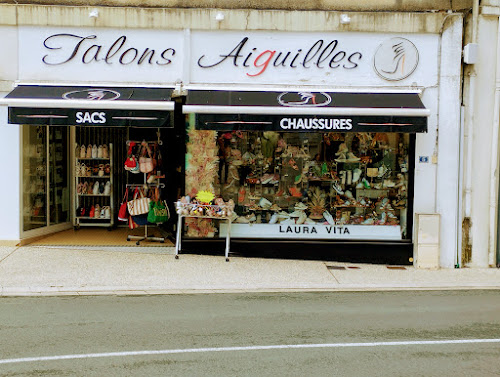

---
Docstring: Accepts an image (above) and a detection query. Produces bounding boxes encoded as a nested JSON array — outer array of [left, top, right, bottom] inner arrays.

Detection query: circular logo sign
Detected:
[[278, 92, 332, 107], [62, 89, 121, 101], [373, 37, 419, 81]]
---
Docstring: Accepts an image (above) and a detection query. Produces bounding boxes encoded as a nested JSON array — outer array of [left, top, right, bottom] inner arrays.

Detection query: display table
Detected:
[[174, 202, 233, 261]]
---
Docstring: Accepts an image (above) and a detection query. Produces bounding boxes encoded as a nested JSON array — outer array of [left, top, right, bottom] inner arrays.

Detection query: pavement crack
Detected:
[[0, 246, 21, 264]]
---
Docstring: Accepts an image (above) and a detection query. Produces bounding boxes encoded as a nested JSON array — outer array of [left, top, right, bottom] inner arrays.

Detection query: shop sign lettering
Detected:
[[280, 118, 353, 130], [279, 225, 351, 235], [75, 111, 106, 124], [42, 34, 176, 66], [197, 37, 362, 77]]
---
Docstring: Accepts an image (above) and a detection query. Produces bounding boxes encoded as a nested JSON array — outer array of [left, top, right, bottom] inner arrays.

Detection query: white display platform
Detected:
[[220, 223, 402, 241]]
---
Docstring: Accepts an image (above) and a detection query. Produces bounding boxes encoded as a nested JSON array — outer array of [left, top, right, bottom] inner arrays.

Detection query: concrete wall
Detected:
[[0, 0, 474, 12]]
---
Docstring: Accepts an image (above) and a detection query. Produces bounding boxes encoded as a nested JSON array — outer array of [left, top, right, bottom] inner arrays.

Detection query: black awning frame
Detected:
[[0, 85, 175, 127]]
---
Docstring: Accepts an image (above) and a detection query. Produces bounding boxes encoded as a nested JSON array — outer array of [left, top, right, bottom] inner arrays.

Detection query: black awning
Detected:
[[183, 90, 429, 133], [0, 85, 175, 127]]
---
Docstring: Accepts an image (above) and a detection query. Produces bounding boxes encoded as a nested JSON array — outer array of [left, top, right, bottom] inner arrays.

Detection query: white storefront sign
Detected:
[[18, 27, 184, 84], [220, 224, 402, 240], [16, 27, 438, 87], [190, 31, 439, 87]]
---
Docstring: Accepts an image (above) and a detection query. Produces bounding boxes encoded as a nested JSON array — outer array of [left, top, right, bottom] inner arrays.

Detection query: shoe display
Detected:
[[80, 145, 87, 159], [269, 212, 279, 224], [104, 181, 111, 195], [352, 168, 362, 183]]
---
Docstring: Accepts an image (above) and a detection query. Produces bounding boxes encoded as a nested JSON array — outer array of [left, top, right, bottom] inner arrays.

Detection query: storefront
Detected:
[[0, 9, 464, 266]]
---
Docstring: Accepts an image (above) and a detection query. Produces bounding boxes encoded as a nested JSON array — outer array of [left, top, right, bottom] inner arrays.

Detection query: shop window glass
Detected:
[[185, 127, 410, 241], [23, 125, 48, 231]]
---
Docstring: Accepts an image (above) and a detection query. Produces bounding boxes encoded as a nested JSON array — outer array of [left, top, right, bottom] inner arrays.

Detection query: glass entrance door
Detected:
[[22, 125, 70, 232]]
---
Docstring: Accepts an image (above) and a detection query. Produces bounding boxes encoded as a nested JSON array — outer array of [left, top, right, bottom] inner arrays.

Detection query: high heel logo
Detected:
[[277, 92, 331, 107], [373, 37, 419, 81]]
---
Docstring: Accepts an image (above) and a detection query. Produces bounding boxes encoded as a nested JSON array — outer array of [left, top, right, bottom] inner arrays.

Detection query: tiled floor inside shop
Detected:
[[27, 227, 174, 247]]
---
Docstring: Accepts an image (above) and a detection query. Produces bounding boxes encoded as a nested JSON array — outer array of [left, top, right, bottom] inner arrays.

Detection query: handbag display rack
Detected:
[[125, 176, 167, 246]]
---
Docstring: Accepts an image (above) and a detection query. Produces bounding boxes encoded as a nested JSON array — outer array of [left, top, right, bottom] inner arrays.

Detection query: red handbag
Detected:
[[118, 188, 129, 222]]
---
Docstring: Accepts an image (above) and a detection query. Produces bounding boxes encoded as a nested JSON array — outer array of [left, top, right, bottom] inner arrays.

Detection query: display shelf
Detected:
[[77, 194, 111, 197], [74, 143, 114, 229], [76, 158, 110, 161], [174, 201, 234, 261], [77, 175, 111, 179]]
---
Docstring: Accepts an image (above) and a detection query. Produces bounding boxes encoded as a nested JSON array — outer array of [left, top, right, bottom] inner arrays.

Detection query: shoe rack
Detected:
[[73, 142, 114, 229]]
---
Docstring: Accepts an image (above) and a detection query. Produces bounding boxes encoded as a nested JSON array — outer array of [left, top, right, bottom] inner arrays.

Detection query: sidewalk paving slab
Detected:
[[0, 245, 499, 296]]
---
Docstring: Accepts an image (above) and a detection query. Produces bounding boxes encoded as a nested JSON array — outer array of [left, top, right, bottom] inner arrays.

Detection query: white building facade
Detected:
[[0, 2, 496, 268]]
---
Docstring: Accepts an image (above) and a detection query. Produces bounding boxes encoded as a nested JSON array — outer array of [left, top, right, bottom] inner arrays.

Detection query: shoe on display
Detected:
[[86, 144, 93, 159], [97, 145, 103, 159], [383, 179, 396, 188], [362, 178, 370, 189], [104, 181, 111, 195], [99, 182, 105, 194], [345, 190, 354, 199], [304, 217, 316, 225], [92, 144, 98, 159], [332, 181, 344, 195], [269, 212, 279, 224], [323, 210, 335, 225], [346, 152, 361, 162], [259, 197, 272, 209], [378, 164, 389, 178], [361, 217, 375, 225], [102, 144, 109, 159], [89, 205, 95, 218], [100, 207, 106, 218], [281, 218, 296, 225], [93, 181, 100, 195], [80, 145, 87, 159], [94, 204, 101, 219], [104, 206, 111, 219], [296, 211, 307, 224], [352, 168, 362, 183], [295, 202, 308, 211], [289, 210, 304, 218], [288, 187, 302, 198], [82, 181, 88, 195]]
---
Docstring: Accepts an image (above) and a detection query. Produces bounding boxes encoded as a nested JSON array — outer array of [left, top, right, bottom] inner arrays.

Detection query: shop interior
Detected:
[[23, 125, 177, 247]]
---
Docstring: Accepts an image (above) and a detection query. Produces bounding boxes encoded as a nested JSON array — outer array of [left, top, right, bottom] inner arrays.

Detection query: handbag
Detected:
[[127, 188, 151, 216], [128, 214, 139, 229], [118, 188, 129, 222], [139, 143, 156, 174], [124, 142, 140, 174], [147, 188, 170, 224]]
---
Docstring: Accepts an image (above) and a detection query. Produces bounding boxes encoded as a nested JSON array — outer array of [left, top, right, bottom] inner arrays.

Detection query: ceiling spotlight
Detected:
[[340, 14, 351, 24], [215, 12, 225, 22]]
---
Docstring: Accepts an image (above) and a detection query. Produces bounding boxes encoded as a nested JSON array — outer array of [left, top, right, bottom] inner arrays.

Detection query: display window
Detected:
[[184, 122, 412, 241]]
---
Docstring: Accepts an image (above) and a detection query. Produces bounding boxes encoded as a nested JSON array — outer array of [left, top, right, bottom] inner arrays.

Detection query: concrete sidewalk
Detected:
[[1, 245, 500, 296]]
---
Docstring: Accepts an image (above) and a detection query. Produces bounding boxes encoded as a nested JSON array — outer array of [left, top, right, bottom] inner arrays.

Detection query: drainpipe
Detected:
[[489, 15, 500, 267], [464, 1, 479, 265]]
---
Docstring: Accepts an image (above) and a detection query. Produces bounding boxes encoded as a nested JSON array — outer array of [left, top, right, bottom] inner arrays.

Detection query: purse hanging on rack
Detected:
[[147, 187, 170, 224], [127, 187, 151, 216], [118, 187, 129, 222], [124, 142, 140, 174], [139, 142, 156, 174]]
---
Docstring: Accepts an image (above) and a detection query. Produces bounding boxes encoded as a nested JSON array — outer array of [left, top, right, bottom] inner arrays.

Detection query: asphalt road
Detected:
[[1, 290, 500, 376]]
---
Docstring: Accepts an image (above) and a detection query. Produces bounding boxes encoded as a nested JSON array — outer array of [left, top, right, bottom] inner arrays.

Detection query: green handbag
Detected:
[[147, 188, 170, 224]]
